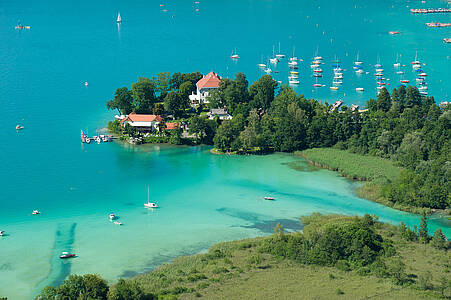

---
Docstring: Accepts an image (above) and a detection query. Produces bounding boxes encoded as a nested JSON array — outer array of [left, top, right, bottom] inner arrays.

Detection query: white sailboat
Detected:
[[144, 186, 158, 208], [117, 12, 122, 23], [269, 45, 279, 64], [354, 52, 363, 65], [276, 42, 285, 59]]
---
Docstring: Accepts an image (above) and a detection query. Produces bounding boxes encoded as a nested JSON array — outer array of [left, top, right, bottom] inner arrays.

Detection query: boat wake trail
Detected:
[[33, 223, 77, 294]]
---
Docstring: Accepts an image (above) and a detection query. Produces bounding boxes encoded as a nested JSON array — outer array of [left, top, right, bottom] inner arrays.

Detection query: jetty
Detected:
[[81, 130, 113, 144], [410, 8, 451, 14], [426, 22, 451, 27]]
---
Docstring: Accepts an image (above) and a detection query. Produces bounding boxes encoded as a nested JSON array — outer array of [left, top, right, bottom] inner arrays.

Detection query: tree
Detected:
[[239, 110, 261, 150], [106, 87, 134, 115], [164, 91, 188, 118], [131, 77, 157, 114], [395, 131, 425, 170], [107, 279, 148, 300], [46, 274, 109, 300], [418, 212, 429, 244], [376, 87, 391, 112], [431, 228, 447, 250], [152, 72, 170, 100], [178, 81, 194, 99], [248, 75, 277, 110]]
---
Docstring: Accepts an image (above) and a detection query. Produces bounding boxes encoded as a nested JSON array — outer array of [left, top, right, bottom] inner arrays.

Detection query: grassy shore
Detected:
[[114, 215, 450, 299], [297, 148, 434, 215]]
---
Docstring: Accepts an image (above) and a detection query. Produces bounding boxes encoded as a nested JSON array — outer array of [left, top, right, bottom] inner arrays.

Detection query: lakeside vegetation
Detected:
[[35, 214, 450, 299], [106, 72, 449, 211]]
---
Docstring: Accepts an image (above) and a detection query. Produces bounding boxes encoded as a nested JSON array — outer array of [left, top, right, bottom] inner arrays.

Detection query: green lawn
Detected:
[[297, 148, 402, 183]]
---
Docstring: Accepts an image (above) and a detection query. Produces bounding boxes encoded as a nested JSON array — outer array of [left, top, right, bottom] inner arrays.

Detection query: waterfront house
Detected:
[[208, 108, 232, 120], [189, 71, 221, 106], [121, 112, 162, 132]]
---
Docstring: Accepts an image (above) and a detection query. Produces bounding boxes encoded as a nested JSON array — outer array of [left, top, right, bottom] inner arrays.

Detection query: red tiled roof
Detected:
[[122, 112, 162, 123], [165, 122, 180, 130], [196, 71, 221, 90]]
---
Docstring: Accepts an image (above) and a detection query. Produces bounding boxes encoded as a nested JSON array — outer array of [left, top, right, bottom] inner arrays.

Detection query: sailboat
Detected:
[[117, 12, 122, 23], [276, 42, 285, 59], [354, 52, 363, 65], [230, 48, 239, 59], [144, 186, 158, 208], [269, 45, 279, 64]]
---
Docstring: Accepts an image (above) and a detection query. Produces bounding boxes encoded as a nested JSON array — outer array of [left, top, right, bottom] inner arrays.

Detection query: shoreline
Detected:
[[297, 150, 450, 217]]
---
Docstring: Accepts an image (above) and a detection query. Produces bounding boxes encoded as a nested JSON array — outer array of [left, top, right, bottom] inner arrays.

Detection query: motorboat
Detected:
[[356, 87, 364, 92], [313, 83, 323, 87], [389, 31, 400, 35], [394, 63, 401, 68], [376, 68, 384, 73], [60, 252, 76, 259], [400, 79, 409, 83], [289, 79, 300, 84], [85, 137, 91, 144], [313, 69, 322, 73], [32, 210, 40, 215], [109, 213, 116, 220], [263, 196, 275, 200], [418, 72, 427, 77], [288, 60, 298, 66], [117, 12, 122, 23], [290, 71, 299, 75], [257, 63, 266, 68], [0, 231, 4, 236], [113, 221, 123, 225], [16, 125, 24, 130], [330, 86, 339, 90], [313, 73, 323, 77], [355, 69, 364, 74]]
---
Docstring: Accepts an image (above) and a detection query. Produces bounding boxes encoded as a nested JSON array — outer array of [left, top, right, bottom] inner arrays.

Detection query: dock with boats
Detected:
[[80, 130, 113, 144], [410, 8, 451, 14]]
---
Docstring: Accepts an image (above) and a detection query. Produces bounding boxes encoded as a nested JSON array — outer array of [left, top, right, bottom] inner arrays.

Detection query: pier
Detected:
[[411, 8, 451, 14], [80, 130, 113, 144]]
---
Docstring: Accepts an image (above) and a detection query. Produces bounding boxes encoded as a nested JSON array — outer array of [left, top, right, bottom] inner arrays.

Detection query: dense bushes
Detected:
[[259, 214, 394, 272]]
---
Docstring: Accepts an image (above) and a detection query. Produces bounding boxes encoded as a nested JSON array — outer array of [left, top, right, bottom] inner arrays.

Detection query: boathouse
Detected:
[[189, 71, 221, 106], [121, 112, 162, 132]]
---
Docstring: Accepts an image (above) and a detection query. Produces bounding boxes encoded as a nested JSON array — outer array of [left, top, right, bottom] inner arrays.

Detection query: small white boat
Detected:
[[113, 221, 123, 225], [269, 57, 278, 64], [376, 68, 384, 73], [230, 48, 239, 59], [334, 72, 343, 76], [257, 63, 266, 68], [330, 86, 339, 90], [32, 210, 40, 215], [144, 187, 158, 208], [416, 78, 425, 82], [394, 63, 401, 68], [334, 75, 343, 79], [85, 137, 91, 144], [313, 83, 323, 87], [84, 81, 89, 86], [109, 213, 116, 220], [288, 61, 298, 66], [418, 72, 427, 77], [354, 52, 362, 65], [418, 86, 428, 91], [263, 196, 275, 200], [16, 125, 24, 130], [396, 71, 404, 75], [290, 71, 299, 75], [0, 231, 5, 236], [264, 67, 272, 74], [117, 12, 122, 23], [275, 42, 285, 58], [289, 79, 300, 84], [356, 87, 364, 92], [355, 69, 364, 74]]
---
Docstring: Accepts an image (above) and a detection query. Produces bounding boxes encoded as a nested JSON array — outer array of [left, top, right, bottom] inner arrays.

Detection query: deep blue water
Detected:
[[0, 0, 450, 299]]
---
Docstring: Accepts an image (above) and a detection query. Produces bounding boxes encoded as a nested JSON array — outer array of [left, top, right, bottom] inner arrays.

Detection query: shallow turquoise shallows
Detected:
[[0, 0, 450, 298]]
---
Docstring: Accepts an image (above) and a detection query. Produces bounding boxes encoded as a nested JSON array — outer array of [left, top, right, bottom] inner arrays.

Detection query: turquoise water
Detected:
[[0, 0, 450, 299]]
